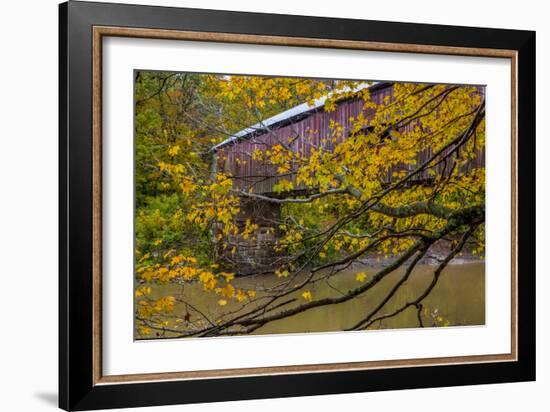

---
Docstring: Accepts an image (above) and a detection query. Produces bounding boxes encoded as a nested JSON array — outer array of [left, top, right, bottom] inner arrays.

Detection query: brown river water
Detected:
[[138, 261, 485, 339]]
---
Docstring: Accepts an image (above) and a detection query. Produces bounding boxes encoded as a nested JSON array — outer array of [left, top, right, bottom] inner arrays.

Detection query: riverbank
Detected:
[[354, 239, 484, 268]]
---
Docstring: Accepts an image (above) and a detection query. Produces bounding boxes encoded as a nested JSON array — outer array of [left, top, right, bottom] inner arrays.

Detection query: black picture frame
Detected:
[[59, 1, 536, 410]]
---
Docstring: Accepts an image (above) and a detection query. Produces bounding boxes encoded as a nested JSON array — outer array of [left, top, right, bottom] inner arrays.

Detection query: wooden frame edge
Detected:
[[97, 353, 515, 385], [511, 50, 519, 362], [92, 26, 103, 385], [91, 26, 519, 386], [94, 26, 517, 58]]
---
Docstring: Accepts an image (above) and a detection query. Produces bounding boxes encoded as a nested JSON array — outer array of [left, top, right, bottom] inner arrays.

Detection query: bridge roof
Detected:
[[211, 81, 389, 152]]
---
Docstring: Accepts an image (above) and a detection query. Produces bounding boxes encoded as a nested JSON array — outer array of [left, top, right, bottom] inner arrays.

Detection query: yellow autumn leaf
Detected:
[[180, 179, 196, 194], [275, 269, 290, 278], [218, 299, 227, 306], [356, 272, 367, 282], [167, 145, 180, 156], [138, 326, 151, 335], [236, 290, 247, 302], [222, 272, 235, 282], [302, 291, 312, 302]]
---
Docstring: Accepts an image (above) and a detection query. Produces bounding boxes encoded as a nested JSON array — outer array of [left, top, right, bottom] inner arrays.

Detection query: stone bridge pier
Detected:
[[217, 198, 283, 275]]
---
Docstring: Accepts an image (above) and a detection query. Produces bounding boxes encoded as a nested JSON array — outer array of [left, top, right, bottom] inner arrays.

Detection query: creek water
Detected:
[[138, 261, 485, 338]]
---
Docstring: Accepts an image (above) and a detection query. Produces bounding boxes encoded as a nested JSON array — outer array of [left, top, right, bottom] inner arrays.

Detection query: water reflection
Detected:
[[139, 261, 485, 338]]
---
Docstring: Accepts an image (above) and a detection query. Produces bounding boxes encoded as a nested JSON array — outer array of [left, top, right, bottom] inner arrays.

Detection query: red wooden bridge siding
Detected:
[[214, 83, 485, 195]]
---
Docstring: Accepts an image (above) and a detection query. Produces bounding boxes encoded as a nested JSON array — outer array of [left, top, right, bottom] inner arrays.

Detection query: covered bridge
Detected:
[[209, 82, 485, 268], [211, 82, 484, 197]]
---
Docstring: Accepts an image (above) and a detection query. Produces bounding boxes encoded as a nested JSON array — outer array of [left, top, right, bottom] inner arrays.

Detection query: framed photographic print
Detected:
[[59, 1, 536, 410]]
